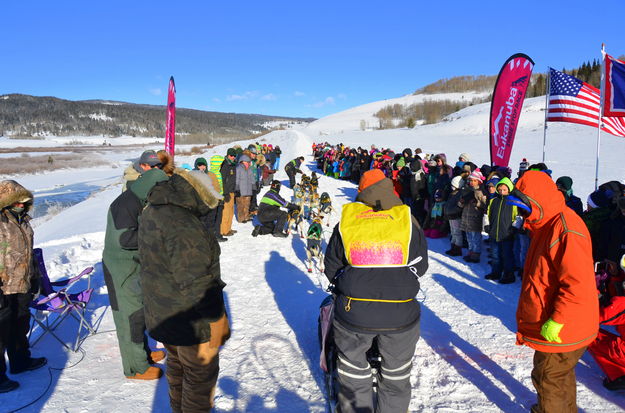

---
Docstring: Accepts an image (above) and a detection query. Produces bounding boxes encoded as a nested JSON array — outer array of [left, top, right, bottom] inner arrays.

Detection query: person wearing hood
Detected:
[[193, 157, 208, 172], [555, 176, 583, 217], [324, 169, 428, 413], [583, 188, 613, 261], [0, 180, 47, 393], [138, 169, 230, 413], [513, 171, 599, 413], [485, 178, 517, 284], [103, 168, 169, 380], [408, 159, 428, 225]]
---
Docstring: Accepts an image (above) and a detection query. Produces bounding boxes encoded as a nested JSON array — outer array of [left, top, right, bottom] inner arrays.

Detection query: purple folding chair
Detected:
[[29, 248, 96, 352]]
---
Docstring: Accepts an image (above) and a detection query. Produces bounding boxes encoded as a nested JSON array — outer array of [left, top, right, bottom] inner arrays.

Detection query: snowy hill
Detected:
[[1, 96, 624, 412], [306, 91, 489, 133]]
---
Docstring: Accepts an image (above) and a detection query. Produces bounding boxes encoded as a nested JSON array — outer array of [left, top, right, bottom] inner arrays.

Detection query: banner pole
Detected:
[[595, 45, 606, 190], [542, 69, 551, 163]]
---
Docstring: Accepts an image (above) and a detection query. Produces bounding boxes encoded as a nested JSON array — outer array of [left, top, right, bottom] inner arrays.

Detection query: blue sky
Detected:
[[2, 0, 625, 119]]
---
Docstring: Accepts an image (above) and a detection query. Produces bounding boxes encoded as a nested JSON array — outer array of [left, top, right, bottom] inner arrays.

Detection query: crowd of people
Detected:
[[2, 140, 625, 413]]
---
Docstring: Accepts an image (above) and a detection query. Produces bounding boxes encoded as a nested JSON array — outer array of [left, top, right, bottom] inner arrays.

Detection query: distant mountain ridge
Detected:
[[0, 94, 315, 144]]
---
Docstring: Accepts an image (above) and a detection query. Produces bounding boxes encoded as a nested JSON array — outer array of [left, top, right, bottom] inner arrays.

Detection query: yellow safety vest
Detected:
[[339, 202, 412, 268]]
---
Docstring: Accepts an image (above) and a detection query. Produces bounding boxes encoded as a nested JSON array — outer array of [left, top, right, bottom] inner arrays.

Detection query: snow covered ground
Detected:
[[2, 94, 625, 412]]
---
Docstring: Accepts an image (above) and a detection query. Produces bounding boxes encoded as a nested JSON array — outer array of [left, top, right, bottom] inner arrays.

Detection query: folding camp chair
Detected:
[[28, 248, 96, 352]]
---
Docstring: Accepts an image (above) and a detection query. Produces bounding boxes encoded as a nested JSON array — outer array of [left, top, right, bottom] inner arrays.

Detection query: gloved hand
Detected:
[[223, 193, 231, 203], [234, 190, 241, 198], [208, 312, 231, 348], [287, 203, 300, 211], [29, 276, 41, 296], [540, 318, 564, 343]]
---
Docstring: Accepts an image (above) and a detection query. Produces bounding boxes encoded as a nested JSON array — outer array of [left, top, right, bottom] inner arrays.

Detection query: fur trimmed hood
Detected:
[[0, 180, 34, 211], [175, 168, 220, 208]]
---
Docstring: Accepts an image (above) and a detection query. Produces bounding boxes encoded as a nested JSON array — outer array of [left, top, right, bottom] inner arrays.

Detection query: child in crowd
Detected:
[[460, 170, 487, 263], [485, 178, 517, 284]]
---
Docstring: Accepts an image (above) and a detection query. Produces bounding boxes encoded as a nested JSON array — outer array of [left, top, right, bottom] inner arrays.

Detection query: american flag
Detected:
[[547, 68, 625, 137]]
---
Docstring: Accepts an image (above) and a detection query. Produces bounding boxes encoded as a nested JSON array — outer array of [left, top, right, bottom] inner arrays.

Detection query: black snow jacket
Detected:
[[220, 158, 237, 194], [324, 177, 428, 333]]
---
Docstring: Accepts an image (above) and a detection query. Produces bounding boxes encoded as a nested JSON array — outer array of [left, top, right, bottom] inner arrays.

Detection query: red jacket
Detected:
[[515, 171, 599, 353]]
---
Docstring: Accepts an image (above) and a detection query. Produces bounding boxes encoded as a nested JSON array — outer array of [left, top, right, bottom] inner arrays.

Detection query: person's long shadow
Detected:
[[420, 304, 535, 412], [264, 251, 326, 400], [429, 257, 517, 333]]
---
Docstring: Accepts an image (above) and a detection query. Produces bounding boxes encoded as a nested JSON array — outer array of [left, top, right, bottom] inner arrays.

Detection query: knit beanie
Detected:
[[468, 170, 485, 182], [588, 190, 610, 209], [555, 176, 574, 197], [358, 169, 386, 192]]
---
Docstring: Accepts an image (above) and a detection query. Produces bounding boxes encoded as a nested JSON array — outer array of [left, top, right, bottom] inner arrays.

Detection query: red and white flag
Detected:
[[547, 68, 625, 137]]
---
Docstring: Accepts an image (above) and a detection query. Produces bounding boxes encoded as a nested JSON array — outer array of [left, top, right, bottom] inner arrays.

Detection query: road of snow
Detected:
[[2, 109, 624, 412]]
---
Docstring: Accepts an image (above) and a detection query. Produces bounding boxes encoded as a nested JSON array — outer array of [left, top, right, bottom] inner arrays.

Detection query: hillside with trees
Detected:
[[0, 94, 315, 144], [373, 59, 610, 129]]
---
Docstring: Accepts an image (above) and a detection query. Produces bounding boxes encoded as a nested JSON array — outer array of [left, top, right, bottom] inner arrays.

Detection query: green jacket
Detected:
[[138, 173, 225, 346], [102, 169, 168, 309]]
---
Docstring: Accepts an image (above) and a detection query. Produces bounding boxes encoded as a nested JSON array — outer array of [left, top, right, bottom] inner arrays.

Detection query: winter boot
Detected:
[[10, 357, 47, 374], [467, 252, 480, 263], [149, 350, 166, 364], [498, 271, 516, 284], [127, 366, 163, 380], [272, 231, 288, 238], [485, 272, 500, 280], [252, 225, 261, 237], [445, 244, 462, 256], [0, 376, 19, 393]]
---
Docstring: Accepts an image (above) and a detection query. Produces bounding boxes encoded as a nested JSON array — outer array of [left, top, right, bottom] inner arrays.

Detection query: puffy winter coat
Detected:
[[324, 177, 429, 333], [220, 157, 237, 195], [486, 178, 517, 242], [0, 180, 37, 295], [209, 155, 225, 194], [138, 172, 225, 346], [515, 171, 599, 353], [235, 155, 255, 197], [460, 185, 487, 232]]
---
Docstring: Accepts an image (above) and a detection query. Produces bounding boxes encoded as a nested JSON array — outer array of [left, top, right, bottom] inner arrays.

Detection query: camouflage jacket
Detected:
[[0, 180, 37, 295], [138, 173, 225, 346]]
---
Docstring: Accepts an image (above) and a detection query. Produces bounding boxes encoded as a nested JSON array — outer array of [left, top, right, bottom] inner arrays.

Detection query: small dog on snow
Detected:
[[305, 217, 324, 273], [286, 205, 306, 238]]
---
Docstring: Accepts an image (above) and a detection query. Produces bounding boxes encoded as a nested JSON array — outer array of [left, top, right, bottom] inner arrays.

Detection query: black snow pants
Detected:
[[332, 319, 420, 413]]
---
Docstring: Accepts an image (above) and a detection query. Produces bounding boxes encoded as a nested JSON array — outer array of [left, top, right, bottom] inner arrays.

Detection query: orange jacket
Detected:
[[515, 171, 599, 353]]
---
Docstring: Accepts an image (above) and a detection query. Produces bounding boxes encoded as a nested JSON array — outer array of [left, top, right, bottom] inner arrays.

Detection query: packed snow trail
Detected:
[[1, 129, 623, 412]]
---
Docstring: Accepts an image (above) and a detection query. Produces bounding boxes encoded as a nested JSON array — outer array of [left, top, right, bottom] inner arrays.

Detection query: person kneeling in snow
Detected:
[[324, 169, 428, 413], [588, 255, 625, 390], [253, 180, 299, 238]]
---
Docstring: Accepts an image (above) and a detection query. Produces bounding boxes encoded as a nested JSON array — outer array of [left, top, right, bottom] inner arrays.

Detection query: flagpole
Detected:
[[595, 44, 606, 190], [542, 69, 551, 163]]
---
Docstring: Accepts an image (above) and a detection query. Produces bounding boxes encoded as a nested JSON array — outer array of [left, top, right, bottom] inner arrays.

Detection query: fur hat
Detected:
[[0, 180, 33, 211]]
